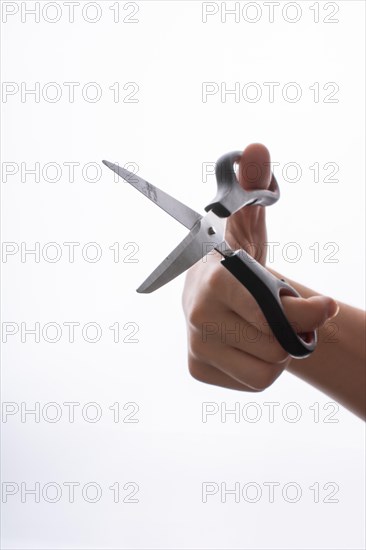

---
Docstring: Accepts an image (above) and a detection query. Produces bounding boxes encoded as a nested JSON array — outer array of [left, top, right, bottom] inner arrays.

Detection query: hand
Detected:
[[182, 143, 338, 391]]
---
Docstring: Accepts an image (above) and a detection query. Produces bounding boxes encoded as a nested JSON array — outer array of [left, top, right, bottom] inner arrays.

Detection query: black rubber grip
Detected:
[[221, 250, 317, 358]]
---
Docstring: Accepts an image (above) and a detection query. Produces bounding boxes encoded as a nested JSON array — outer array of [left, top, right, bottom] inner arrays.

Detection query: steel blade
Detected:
[[103, 160, 202, 230], [137, 211, 225, 293]]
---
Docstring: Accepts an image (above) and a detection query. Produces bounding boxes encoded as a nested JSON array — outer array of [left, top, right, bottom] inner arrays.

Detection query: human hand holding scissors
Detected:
[[103, 144, 337, 363]]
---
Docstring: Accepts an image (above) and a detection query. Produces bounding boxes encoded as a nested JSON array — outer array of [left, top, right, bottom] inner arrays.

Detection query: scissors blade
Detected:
[[103, 160, 202, 230], [137, 211, 225, 293]]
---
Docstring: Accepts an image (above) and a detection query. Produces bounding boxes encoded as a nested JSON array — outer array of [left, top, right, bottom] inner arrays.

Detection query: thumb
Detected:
[[238, 142, 272, 191], [226, 143, 273, 262], [281, 294, 339, 333]]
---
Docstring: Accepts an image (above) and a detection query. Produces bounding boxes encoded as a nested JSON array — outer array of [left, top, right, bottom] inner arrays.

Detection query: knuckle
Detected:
[[189, 334, 207, 363], [187, 303, 205, 329], [206, 263, 225, 293]]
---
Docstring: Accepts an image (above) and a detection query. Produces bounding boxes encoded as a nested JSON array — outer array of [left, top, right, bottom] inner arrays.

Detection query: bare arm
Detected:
[[277, 273, 366, 419]]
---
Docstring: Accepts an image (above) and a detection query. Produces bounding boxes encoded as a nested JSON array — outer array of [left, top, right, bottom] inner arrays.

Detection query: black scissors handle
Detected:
[[205, 151, 280, 217], [221, 250, 317, 357]]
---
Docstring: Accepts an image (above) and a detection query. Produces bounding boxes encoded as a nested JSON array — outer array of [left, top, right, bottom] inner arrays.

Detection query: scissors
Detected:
[[103, 151, 317, 358]]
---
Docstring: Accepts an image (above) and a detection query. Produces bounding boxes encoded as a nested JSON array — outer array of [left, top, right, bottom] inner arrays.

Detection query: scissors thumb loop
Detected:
[[205, 150, 280, 218]]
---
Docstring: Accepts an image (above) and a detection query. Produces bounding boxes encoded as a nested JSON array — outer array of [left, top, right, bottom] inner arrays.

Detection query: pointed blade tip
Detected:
[[136, 285, 152, 294]]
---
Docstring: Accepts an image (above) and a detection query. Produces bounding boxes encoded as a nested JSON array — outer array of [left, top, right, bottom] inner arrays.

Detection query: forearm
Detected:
[[273, 271, 366, 419]]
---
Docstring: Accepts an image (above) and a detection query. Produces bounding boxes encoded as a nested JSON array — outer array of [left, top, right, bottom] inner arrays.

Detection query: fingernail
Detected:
[[327, 300, 340, 319]]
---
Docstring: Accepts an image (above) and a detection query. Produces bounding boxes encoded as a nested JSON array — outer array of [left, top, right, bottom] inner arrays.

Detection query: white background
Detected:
[[1, 1, 365, 549]]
